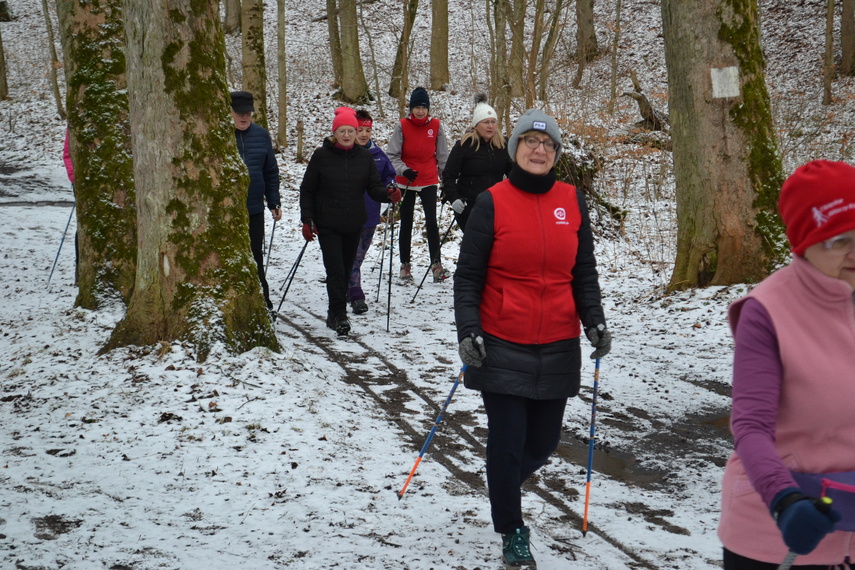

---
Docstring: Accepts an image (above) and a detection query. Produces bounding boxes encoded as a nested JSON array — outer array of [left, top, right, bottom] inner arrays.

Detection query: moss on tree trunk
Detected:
[[106, 0, 279, 360]]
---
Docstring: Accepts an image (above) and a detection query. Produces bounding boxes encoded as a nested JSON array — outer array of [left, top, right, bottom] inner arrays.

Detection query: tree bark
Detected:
[[844, 0, 855, 75], [338, 0, 369, 103], [537, 0, 566, 101], [41, 0, 66, 119], [662, 0, 785, 290], [430, 0, 449, 90], [389, 0, 418, 99], [575, 0, 599, 62], [110, 0, 279, 359], [524, 0, 546, 108], [488, 0, 511, 130], [241, 0, 268, 129], [56, 0, 137, 309], [608, 0, 623, 113], [823, 0, 835, 104], [327, 0, 343, 89], [0, 26, 8, 100], [276, 0, 287, 148], [506, 0, 525, 97], [224, 0, 240, 34]]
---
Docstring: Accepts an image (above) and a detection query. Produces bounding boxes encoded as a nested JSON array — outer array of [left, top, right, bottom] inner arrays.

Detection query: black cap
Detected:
[[230, 91, 254, 113], [409, 87, 430, 111]]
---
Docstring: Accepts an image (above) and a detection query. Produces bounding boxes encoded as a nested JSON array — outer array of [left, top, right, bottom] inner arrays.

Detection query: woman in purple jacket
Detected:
[[719, 160, 855, 569]]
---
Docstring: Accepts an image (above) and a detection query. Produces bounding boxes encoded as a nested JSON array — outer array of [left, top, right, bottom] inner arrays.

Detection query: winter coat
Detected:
[[300, 138, 391, 234], [442, 136, 511, 205], [385, 115, 449, 188], [364, 140, 396, 228], [234, 123, 281, 215], [719, 256, 855, 565], [453, 166, 606, 400]]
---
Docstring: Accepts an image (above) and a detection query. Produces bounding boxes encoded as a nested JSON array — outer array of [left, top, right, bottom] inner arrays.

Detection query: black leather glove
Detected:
[[771, 488, 841, 555], [459, 333, 486, 367], [403, 168, 418, 182], [585, 324, 612, 359]]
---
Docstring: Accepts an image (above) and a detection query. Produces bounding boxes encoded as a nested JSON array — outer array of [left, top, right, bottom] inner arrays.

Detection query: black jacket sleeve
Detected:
[[453, 190, 495, 341], [441, 141, 465, 204], [571, 188, 605, 331], [299, 148, 322, 222]]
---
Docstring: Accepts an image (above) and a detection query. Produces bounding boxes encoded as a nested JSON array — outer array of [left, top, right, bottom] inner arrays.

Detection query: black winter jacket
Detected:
[[453, 167, 606, 400], [300, 139, 391, 233], [235, 123, 280, 215], [442, 137, 512, 204]]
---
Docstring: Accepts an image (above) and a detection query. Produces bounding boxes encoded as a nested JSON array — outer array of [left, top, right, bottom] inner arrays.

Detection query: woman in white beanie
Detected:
[[454, 108, 611, 569], [442, 94, 512, 232]]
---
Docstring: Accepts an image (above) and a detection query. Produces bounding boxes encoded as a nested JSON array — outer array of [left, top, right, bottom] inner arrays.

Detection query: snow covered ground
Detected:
[[1, 0, 853, 569]]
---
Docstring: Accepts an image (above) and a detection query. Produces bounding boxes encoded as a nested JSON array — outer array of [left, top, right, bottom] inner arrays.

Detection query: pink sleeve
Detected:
[[731, 297, 799, 507], [63, 130, 74, 183]]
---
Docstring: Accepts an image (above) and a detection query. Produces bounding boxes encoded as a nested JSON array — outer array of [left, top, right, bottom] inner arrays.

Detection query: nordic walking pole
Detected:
[[274, 240, 309, 319], [264, 219, 277, 274], [582, 358, 601, 536], [48, 203, 76, 286], [375, 206, 392, 302], [411, 215, 456, 303], [777, 552, 797, 570], [398, 365, 467, 500], [386, 202, 396, 333]]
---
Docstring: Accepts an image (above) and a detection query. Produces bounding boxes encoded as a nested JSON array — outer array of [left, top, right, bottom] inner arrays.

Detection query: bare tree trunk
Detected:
[[608, 0, 623, 114], [41, 0, 66, 119], [824, 0, 836, 104], [506, 0, 525, 97], [487, 0, 511, 130], [327, 0, 343, 89], [224, 0, 240, 34], [276, 0, 287, 148], [662, 0, 785, 289], [524, 0, 546, 108], [430, 0, 449, 90], [241, 0, 268, 129], [389, 0, 418, 99], [56, 0, 136, 309], [0, 26, 8, 100], [844, 0, 855, 75], [338, 0, 369, 102], [576, 0, 599, 62], [110, 0, 279, 359], [359, 0, 384, 117], [537, 0, 566, 101]]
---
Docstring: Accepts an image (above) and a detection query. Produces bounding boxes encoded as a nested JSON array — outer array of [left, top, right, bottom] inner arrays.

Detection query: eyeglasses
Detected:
[[822, 234, 855, 256], [521, 135, 558, 152]]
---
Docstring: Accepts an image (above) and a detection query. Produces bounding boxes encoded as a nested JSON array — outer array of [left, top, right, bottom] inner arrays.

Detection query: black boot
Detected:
[[326, 312, 351, 336]]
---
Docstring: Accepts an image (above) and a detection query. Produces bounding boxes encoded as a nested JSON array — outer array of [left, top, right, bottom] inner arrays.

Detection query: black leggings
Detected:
[[398, 185, 440, 265], [723, 547, 854, 569]]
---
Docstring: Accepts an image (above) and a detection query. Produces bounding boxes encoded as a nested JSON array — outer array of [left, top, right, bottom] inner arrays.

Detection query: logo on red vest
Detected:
[[427, 128, 435, 138], [554, 207, 569, 225]]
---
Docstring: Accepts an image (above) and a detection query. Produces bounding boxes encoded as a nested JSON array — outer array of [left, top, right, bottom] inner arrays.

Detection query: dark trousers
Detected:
[[481, 391, 568, 534], [722, 547, 853, 569], [248, 212, 271, 308], [398, 185, 440, 265], [318, 228, 361, 316], [347, 225, 376, 302], [454, 204, 474, 233]]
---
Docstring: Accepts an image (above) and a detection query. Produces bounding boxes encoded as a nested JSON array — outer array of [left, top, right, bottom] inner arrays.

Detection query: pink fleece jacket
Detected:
[[719, 256, 855, 565]]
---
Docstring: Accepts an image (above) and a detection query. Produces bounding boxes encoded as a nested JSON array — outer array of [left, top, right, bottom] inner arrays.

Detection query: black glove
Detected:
[[403, 168, 418, 182], [585, 324, 612, 359], [771, 488, 841, 555], [459, 333, 486, 367]]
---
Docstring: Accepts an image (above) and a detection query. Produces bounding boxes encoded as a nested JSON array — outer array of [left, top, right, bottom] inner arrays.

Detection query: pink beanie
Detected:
[[332, 106, 358, 133], [778, 160, 855, 255]]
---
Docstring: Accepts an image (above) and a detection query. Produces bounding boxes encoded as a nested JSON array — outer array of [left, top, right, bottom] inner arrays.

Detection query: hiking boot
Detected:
[[431, 261, 450, 282], [326, 312, 351, 336], [502, 527, 536, 569], [400, 262, 413, 281], [351, 299, 368, 314]]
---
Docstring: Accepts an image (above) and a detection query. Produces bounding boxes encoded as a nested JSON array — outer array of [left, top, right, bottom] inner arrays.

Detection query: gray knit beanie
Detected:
[[507, 109, 562, 162]]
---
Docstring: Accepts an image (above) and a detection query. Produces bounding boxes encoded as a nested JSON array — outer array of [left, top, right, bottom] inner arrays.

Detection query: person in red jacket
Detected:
[[385, 87, 450, 283], [299, 107, 401, 336], [453, 109, 611, 569]]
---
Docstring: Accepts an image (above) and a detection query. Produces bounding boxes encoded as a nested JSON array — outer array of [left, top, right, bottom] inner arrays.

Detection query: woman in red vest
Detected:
[[385, 87, 450, 282], [453, 109, 611, 569]]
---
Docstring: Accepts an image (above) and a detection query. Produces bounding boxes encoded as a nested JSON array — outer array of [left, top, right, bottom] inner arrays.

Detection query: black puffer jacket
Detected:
[[453, 168, 606, 400], [235, 123, 280, 215], [442, 137, 512, 204], [300, 138, 391, 233]]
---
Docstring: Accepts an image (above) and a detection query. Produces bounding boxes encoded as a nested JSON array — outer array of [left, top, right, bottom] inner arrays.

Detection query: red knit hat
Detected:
[[332, 106, 358, 133], [778, 160, 855, 256]]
